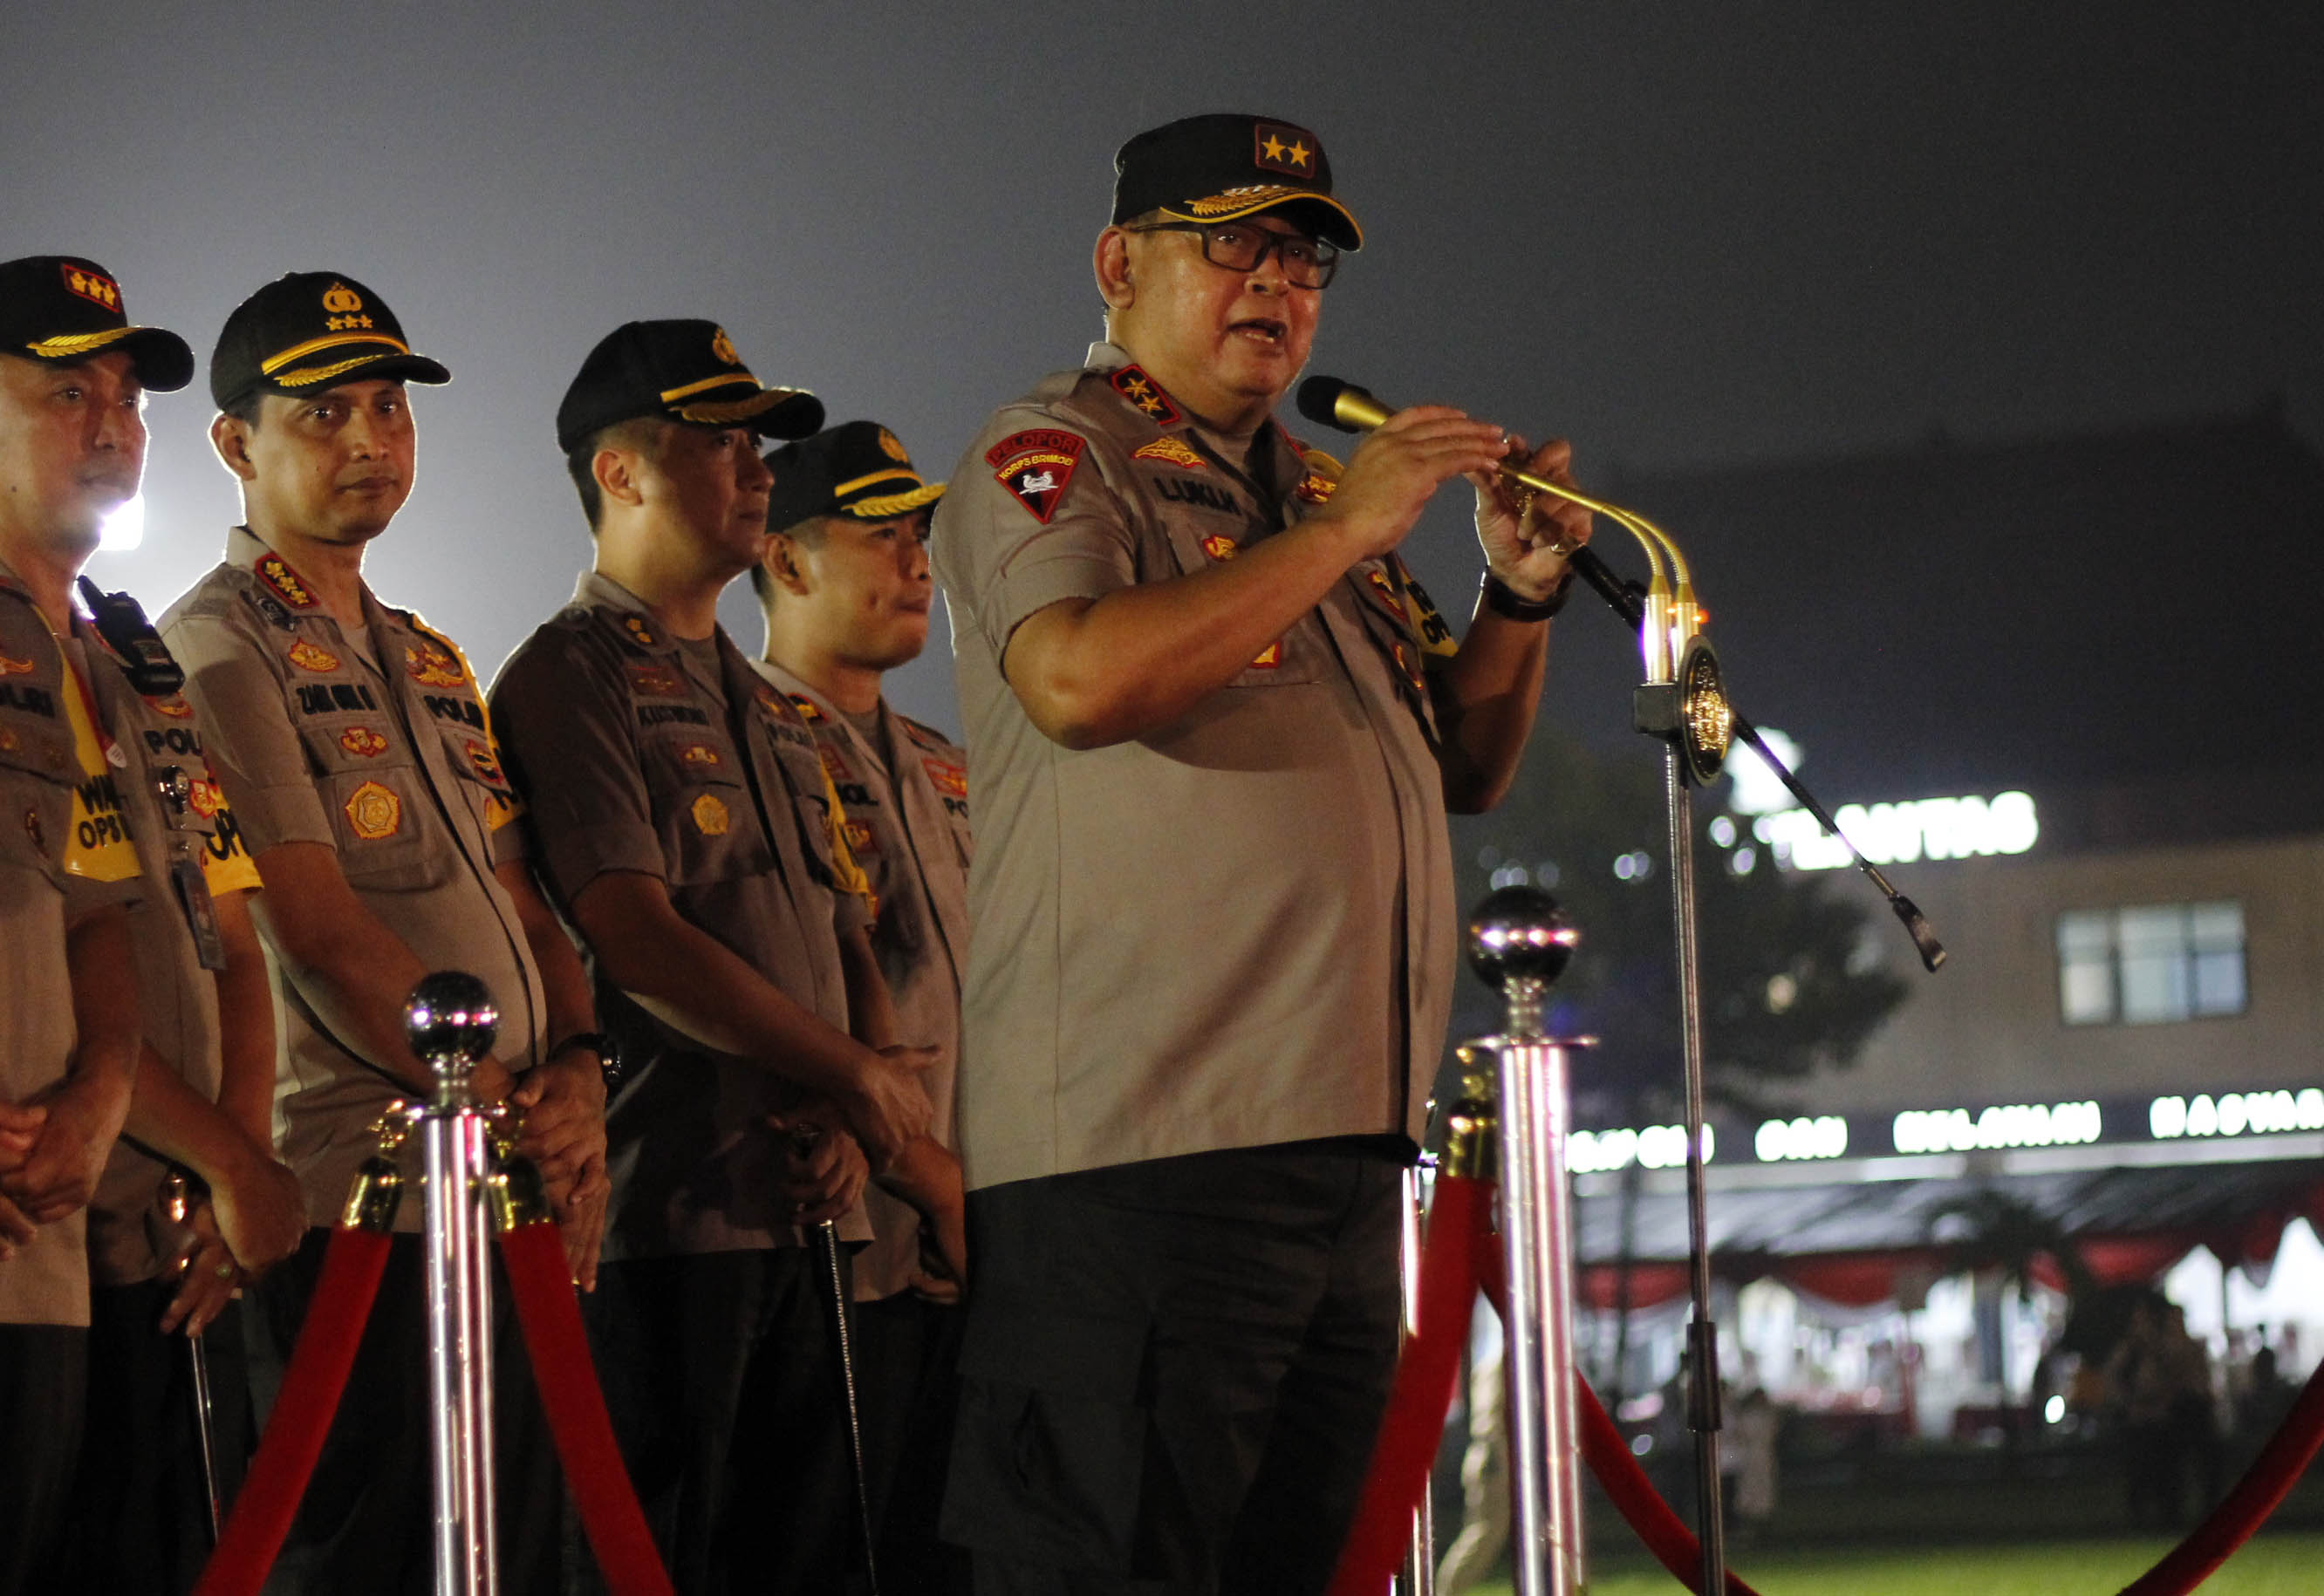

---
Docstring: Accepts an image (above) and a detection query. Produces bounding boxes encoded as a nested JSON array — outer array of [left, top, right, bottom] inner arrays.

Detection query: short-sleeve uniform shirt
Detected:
[[490, 574, 875, 1258], [160, 528, 547, 1229], [932, 344, 1463, 1190], [751, 659, 972, 1298], [76, 618, 267, 1288], [0, 562, 147, 1326]]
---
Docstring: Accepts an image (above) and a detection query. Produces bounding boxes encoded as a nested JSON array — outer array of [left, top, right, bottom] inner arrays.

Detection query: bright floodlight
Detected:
[[1725, 726, 1800, 815], [99, 493, 144, 552]]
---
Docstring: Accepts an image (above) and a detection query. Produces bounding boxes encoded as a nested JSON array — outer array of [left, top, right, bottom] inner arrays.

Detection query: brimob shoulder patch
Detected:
[[1133, 437, 1207, 471], [986, 428, 1087, 525]]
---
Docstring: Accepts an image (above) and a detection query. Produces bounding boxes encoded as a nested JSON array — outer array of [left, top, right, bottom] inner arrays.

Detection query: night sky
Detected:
[[12, 3, 2321, 801]]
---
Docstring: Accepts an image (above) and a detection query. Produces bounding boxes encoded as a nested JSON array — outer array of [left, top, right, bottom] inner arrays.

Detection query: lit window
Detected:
[[2055, 902, 2245, 1026]]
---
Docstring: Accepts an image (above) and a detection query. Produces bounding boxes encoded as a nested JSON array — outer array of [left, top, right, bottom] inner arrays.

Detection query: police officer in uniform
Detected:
[[751, 419, 971, 1591], [932, 115, 1591, 1593], [160, 270, 610, 1595], [490, 322, 947, 1593], [0, 263, 311, 1593], [0, 253, 185, 1596]]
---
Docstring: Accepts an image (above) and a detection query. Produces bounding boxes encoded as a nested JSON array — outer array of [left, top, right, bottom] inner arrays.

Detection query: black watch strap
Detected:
[[547, 1029, 620, 1085], [1481, 570, 1571, 621]]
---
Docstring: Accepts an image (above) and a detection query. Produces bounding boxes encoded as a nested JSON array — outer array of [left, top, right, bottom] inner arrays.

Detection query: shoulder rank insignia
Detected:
[[1200, 533, 1239, 563], [255, 553, 318, 609], [405, 640, 465, 689], [1134, 436, 1207, 470], [288, 638, 341, 674], [620, 613, 659, 650], [1109, 364, 1183, 426], [987, 428, 1086, 525], [786, 692, 824, 723], [1249, 640, 1283, 670], [626, 662, 688, 699], [344, 780, 402, 840], [898, 715, 953, 753], [339, 726, 390, 759]]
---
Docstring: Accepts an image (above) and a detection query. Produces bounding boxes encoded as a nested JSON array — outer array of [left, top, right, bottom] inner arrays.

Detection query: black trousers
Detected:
[[942, 1141, 1405, 1596], [0, 1322, 85, 1596], [58, 1278, 253, 1594], [582, 1248, 859, 1596], [855, 1289, 971, 1595], [245, 1228, 562, 1596]]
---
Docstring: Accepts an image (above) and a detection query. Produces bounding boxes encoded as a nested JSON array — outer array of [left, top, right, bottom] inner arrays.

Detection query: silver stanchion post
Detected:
[[407, 971, 502, 1596], [1398, 1163, 1437, 1596], [1466, 887, 1587, 1596]]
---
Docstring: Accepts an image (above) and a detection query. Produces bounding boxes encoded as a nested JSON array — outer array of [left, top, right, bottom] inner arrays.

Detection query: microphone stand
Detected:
[[1302, 379, 1947, 1596]]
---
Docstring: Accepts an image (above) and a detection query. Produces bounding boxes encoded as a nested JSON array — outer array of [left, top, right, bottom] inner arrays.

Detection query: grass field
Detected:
[[1464, 1531, 2324, 1594]]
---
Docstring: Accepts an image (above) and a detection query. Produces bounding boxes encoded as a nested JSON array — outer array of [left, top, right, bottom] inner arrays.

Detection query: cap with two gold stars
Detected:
[[0, 255, 195, 391], [556, 319, 824, 454], [1111, 113, 1363, 250], [209, 271, 450, 410]]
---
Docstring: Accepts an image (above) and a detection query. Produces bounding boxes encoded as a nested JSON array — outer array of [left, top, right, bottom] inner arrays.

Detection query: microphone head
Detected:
[[1295, 374, 1386, 433]]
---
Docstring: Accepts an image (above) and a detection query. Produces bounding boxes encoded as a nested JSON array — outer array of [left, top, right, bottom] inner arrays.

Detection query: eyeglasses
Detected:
[[1124, 221, 1341, 290]]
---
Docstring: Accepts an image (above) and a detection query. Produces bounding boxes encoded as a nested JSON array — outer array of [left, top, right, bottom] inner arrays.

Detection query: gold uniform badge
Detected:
[[344, 780, 402, 840], [692, 793, 730, 836]]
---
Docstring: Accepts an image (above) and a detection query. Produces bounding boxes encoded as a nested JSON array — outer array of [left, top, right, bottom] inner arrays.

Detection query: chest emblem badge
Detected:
[[344, 780, 402, 840], [1133, 436, 1206, 470], [288, 638, 341, 673], [405, 641, 465, 688], [692, 792, 730, 836]]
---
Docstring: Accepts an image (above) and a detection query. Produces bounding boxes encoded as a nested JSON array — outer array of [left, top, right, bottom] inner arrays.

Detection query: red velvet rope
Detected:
[[2114, 1354, 2324, 1596], [1324, 1172, 1487, 1596], [498, 1218, 675, 1596], [191, 1226, 393, 1596]]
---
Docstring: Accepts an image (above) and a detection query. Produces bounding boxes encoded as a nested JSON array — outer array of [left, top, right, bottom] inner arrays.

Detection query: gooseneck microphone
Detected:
[[1294, 372, 1946, 974]]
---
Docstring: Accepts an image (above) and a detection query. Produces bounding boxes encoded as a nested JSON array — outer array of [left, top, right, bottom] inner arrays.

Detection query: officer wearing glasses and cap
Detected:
[[932, 114, 1593, 1593], [159, 271, 610, 1595], [749, 419, 973, 1590], [489, 324, 942, 1593]]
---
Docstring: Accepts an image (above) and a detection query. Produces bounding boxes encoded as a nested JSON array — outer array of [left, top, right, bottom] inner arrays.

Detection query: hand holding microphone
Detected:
[[1295, 379, 1590, 597], [1290, 382, 1509, 562]]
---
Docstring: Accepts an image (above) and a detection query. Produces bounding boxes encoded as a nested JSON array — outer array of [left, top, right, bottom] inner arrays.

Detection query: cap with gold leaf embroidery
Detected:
[[762, 420, 945, 534], [1111, 113, 1362, 250], [556, 319, 824, 454], [0, 255, 195, 392], [208, 270, 449, 410]]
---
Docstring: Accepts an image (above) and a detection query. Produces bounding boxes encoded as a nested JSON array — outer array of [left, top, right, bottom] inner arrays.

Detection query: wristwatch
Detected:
[[547, 1029, 621, 1089]]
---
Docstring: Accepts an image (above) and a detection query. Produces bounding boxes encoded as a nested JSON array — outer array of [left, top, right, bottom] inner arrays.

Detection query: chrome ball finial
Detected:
[[404, 971, 499, 1077], [1466, 885, 1580, 992]]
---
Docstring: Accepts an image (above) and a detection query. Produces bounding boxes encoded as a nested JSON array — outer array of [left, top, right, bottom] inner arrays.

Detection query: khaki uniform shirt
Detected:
[[490, 573, 873, 1258], [0, 563, 146, 1326], [79, 621, 266, 1287], [751, 659, 972, 1299], [932, 344, 1462, 1190], [160, 528, 547, 1231]]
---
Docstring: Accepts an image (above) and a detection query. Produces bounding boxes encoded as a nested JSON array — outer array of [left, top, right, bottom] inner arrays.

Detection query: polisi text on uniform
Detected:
[[0, 684, 58, 718], [425, 694, 486, 729]]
